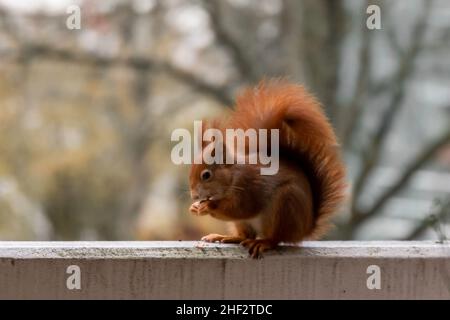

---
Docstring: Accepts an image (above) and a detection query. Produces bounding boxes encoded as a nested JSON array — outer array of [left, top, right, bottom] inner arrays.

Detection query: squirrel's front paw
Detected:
[[189, 200, 210, 216], [189, 201, 200, 214], [201, 234, 244, 243]]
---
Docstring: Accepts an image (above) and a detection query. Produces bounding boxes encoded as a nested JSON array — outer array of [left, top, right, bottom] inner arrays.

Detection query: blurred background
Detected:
[[0, 0, 449, 241]]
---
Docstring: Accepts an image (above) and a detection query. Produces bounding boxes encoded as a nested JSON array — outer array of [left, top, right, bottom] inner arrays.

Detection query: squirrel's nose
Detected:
[[191, 191, 199, 201], [197, 190, 211, 202]]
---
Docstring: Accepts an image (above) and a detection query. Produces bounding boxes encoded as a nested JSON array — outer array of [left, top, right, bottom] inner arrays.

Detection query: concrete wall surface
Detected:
[[0, 241, 449, 299]]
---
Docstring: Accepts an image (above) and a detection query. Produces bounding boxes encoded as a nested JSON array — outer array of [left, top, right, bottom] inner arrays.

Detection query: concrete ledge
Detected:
[[0, 241, 449, 299]]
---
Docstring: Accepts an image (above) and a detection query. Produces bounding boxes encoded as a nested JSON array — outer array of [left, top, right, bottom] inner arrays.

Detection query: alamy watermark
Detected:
[[171, 121, 280, 175], [366, 4, 381, 30], [66, 265, 81, 290], [366, 265, 381, 290], [66, 5, 81, 30], [64, 4, 380, 31]]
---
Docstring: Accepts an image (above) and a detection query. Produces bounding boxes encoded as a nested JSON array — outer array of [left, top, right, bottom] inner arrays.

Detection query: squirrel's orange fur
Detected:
[[189, 80, 347, 258]]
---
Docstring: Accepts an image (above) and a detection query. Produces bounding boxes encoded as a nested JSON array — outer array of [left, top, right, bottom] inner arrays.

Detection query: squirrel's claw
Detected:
[[240, 239, 276, 259]]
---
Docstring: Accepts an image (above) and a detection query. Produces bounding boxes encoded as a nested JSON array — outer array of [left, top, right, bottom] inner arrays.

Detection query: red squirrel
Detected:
[[189, 80, 346, 258]]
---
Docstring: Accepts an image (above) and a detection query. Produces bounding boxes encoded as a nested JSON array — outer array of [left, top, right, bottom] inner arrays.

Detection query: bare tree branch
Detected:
[[299, 0, 347, 119], [405, 198, 450, 240], [369, 76, 394, 96], [279, 0, 306, 81], [385, 19, 405, 57], [201, 0, 258, 82], [351, 1, 433, 218], [7, 43, 234, 106], [162, 62, 234, 106], [323, 0, 346, 121], [0, 8, 20, 44], [339, 0, 372, 146], [353, 127, 450, 226]]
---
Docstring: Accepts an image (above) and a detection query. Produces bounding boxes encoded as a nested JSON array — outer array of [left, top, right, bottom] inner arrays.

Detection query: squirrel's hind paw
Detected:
[[240, 239, 277, 259]]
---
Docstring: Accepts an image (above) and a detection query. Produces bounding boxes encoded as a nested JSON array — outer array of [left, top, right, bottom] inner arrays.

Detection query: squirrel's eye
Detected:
[[200, 169, 212, 181]]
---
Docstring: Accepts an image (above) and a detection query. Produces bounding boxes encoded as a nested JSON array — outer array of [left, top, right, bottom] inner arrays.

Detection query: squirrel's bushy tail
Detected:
[[230, 79, 347, 238]]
